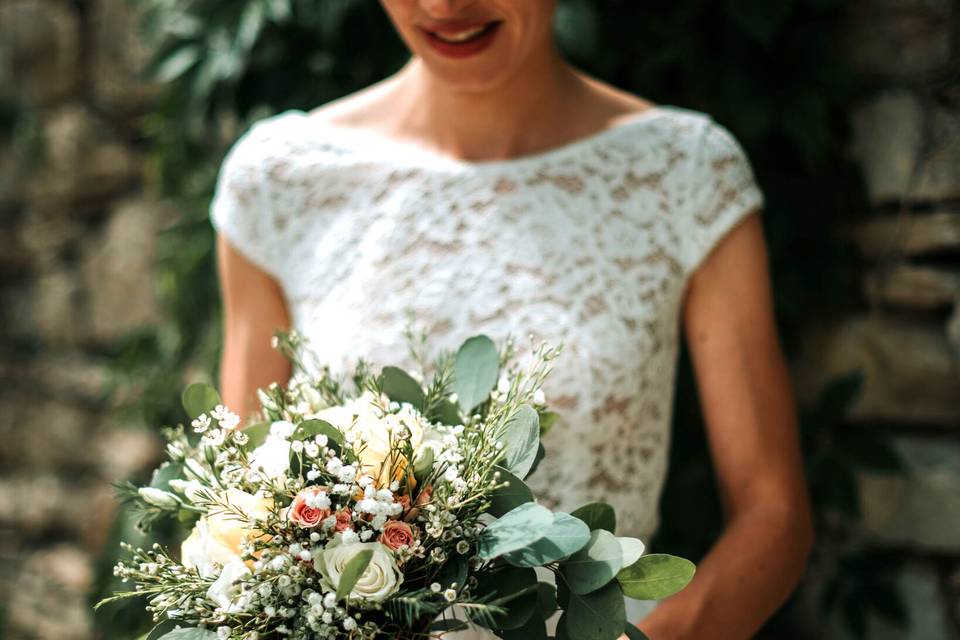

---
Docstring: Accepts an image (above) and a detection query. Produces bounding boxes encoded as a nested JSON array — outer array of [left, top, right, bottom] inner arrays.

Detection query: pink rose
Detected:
[[334, 508, 353, 532], [288, 486, 330, 529], [380, 520, 416, 550]]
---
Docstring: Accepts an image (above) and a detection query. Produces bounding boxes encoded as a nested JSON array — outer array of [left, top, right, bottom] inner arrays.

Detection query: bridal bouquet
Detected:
[[101, 332, 694, 640]]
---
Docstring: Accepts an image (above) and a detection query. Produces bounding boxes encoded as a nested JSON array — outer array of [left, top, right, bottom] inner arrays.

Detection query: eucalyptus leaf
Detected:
[[453, 335, 499, 412], [618, 537, 645, 568], [539, 409, 558, 432], [381, 366, 426, 410], [501, 608, 548, 640], [241, 421, 271, 449], [536, 581, 558, 618], [156, 629, 218, 640], [336, 548, 374, 600], [617, 554, 696, 601], [181, 383, 220, 420], [150, 463, 183, 492], [499, 404, 540, 479], [561, 529, 624, 595], [488, 466, 533, 517], [502, 512, 591, 567], [563, 580, 626, 640], [435, 556, 467, 590], [478, 503, 553, 559], [145, 619, 180, 640], [293, 419, 343, 446], [472, 565, 538, 631], [431, 398, 462, 426], [570, 502, 616, 533]]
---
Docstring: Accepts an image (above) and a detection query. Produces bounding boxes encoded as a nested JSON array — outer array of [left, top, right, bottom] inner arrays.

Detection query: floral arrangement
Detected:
[[101, 332, 694, 640]]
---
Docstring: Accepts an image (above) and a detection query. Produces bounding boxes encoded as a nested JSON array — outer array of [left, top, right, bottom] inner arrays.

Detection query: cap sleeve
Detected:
[[209, 116, 286, 280], [681, 118, 764, 275]]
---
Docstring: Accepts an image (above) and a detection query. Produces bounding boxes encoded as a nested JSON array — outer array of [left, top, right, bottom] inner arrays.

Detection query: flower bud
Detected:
[[138, 487, 180, 509]]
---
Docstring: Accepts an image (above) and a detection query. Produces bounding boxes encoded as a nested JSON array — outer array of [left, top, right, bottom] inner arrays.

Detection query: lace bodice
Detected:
[[210, 105, 763, 541]]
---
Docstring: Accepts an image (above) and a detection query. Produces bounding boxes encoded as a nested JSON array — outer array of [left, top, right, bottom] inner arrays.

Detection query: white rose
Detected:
[[181, 519, 242, 579], [249, 436, 291, 479], [315, 541, 402, 602], [207, 558, 251, 612]]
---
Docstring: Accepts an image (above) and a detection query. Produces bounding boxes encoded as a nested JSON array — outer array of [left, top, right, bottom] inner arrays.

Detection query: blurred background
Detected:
[[0, 0, 958, 638]]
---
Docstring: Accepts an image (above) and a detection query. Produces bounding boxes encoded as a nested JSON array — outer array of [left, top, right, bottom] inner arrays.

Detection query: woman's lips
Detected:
[[419, 21, 502, 59]]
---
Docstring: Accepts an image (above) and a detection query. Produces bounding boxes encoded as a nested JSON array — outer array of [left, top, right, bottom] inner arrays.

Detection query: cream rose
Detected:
[[205, 489, 273, 554], [181, 519, 242, 579], [315, 541, 402, 602], [316, 393, 426, 486]]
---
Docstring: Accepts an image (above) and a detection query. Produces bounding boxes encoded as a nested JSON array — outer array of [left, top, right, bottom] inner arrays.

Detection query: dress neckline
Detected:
[[289, 105, 676, 172]]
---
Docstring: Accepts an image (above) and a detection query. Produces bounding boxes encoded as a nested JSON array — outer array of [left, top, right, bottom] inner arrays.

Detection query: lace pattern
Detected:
[[211, 105, 764, 542]]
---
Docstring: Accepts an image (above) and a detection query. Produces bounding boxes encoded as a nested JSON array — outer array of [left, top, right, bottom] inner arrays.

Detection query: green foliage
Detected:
[[569, 501, 616, 534], [453, 335, 500, 413], [497, 404, 540, 479], [616, 554, 697, 601], [335, 548, 374, 600], [381, 365, 427, 410], [487, 466, 533, 517], [97, 0, 906, 636]]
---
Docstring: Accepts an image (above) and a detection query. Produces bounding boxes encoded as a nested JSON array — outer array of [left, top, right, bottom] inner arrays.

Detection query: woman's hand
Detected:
[[216, 235, 292, 419], [633, 213, 813, 640]]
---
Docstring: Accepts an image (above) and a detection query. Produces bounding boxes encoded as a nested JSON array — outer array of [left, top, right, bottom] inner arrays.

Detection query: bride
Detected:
[[210, 1, 813, 638]]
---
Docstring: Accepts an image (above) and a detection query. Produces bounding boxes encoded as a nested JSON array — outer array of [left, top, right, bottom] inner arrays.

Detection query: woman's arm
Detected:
[[637, 213, 814, 640], [216, 235, 292, 419]]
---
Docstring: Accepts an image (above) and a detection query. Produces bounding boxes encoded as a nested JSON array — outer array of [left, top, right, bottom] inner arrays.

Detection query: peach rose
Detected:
[[334, 508, 353, 532], [288, 486, 330, 529], [380, 520, 416, 550]]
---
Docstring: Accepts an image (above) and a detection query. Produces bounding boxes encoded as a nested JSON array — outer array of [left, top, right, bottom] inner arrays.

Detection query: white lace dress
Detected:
[[210, 105, 763, 633]]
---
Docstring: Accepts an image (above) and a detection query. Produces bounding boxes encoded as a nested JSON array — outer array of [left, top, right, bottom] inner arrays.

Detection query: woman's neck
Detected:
[[383, 52, 590, 161]]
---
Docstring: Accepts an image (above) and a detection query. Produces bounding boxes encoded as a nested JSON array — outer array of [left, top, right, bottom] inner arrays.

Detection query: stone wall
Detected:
[[796, 0, 960, 637], [0, 0, 957, 639], [0, 1, 165, 638]]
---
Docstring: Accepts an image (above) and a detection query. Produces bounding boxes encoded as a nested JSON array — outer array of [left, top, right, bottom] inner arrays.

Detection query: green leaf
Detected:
[[150, 463, 183, 492], [536, 581, 558, 619], [478, 503, 554, 559], [618, 537, 645, 568], [499, 404, 540, 479], [145, 619, 179, 640], [431, 398, 462, 426], [241, 421, 271, 449], [488, 466, 533, 517], [623, 623, 651, 640], [382, 366, 426, 410], [435, 556, 467, 590], [501, 608, 548, 640], [570, 502, 616, 533], [538, 411, 559, 435], [293, 419, 343, 446], [472, 565, 538, 630], [561, 529, 625, 595], [502, 512, 591, 567], [562, 580, 626, 640], [336, 548, 374, 600], [453, 335, 500, 412], [617, 554, 696, 601], [181, 383, 220, 419], [156, 629, 218, 640]]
